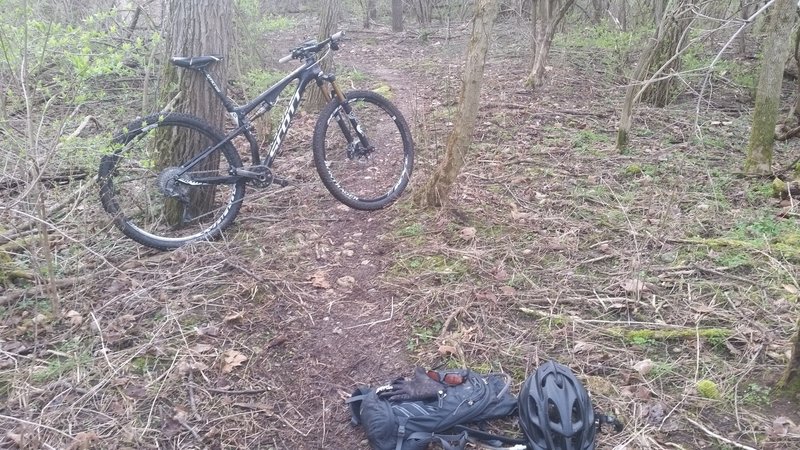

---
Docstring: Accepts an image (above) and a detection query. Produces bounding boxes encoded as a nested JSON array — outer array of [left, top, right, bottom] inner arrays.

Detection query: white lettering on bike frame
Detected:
[[266, 87, 303, 161]]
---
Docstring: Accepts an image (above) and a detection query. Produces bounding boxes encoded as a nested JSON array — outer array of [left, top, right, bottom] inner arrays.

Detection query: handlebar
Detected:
[[279, 31, 345, 63]]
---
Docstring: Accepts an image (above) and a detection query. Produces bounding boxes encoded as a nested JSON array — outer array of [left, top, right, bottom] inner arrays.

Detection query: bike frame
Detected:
[[174, 54, 354, 183]]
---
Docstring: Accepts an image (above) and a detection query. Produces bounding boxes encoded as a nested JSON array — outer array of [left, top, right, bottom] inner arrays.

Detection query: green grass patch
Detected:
[[391, 254, 470, 283], [407, 321, 442, 352], [31, 338, 92, 383]]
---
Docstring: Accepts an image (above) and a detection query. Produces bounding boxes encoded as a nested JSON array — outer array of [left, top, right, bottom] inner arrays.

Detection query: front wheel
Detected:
[[312, 90, 414, 210], [98, 113, 245, 250]]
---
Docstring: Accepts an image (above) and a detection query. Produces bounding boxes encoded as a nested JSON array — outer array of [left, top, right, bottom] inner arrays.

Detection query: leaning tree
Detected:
[[413, 0, 501, 207]]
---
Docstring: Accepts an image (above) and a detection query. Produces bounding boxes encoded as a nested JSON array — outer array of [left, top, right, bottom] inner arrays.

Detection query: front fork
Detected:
[[319, 75, 372, 153]]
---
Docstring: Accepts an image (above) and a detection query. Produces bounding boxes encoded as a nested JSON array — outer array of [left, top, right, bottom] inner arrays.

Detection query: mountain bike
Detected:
[[98, 31, 414, 250]]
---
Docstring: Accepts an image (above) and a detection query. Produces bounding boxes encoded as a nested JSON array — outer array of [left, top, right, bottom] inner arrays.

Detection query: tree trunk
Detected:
[[738, 0, 751, 57], [412, 0, 501, 207], [616, 0, 695, 152], [392, 0, 404, 31], [363, 0, 376, 28], [591, 0, 608, 23], [413, 0, 433, 25], [158, 0, 232, 222], [744, 0, 797, 175], [525, 0, 577, 91], [305, 0, 340, 110], [788, 25, 800, 120], [778, 317, 800, 395], [639, 1, 694, 107]]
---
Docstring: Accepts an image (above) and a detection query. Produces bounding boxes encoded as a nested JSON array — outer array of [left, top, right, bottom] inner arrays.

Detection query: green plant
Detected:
[[31, 339, 92, 383], [396, 223, 424, 238], [572, 129, 610, 154], [696, 379, 721, 399], [407, 321, 442, 352], [740, 383, 770, 406]]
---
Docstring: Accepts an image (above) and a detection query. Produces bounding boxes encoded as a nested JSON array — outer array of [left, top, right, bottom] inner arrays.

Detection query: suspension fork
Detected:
[[321, 75, 372, 150]]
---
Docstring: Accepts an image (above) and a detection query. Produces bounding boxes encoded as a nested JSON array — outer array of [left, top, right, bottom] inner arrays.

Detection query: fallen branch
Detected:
[[685, 417, 757, 450], [0, 270, 111, 305]]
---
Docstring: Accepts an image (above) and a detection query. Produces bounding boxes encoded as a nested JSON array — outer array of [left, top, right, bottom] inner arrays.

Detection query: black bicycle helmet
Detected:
[[518, 360, 596, 450]]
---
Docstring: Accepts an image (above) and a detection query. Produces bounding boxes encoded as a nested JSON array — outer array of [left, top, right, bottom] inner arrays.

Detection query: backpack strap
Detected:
[[396, 416, 407, 450], [453, 425, 526, 446], [346, 392, 367, 425], [405, 430, 468, 450]]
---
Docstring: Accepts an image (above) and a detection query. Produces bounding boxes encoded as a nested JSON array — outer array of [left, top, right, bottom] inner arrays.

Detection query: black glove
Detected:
[[377, 367, 444, 402]]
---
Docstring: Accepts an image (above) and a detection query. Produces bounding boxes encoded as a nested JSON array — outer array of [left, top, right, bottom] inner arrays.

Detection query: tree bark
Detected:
[[363, 0, 377, 28], [413, 0, 433, 25], [616, 0, 694, 152], [158, 0, 232, 221], [525, 0, 577, 91], [744, 0, 797, 175], [639, 0, 694, 107], [591, 0, 608, 23], [305, 0, 340, 110], [778, 317, 800, 395], [392, 0, 404, 31], [412, 0, 501, 207]]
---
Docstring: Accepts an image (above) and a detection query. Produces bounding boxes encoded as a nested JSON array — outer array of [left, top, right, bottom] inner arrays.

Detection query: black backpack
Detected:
[[347, 369, 521, 450]]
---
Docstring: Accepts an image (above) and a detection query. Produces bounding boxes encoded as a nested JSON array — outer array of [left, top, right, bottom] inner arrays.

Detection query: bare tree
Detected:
[[392, 0, 404, 31], [639, 1, 695, 107], [305, 0, 341, 110], [158, 0, 233, 220], [744, 0, 797, 175], [412, 0, 433, 25], [362, 0, 377, 28], [616, 0, 695, 151], [413, 0, 501, 207], [779, 316, 800, 394], [525, 0, 577, 90]]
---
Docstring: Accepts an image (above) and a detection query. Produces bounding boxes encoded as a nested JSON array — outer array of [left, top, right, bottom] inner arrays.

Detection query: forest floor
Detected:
[[2, 14, 800, 450]]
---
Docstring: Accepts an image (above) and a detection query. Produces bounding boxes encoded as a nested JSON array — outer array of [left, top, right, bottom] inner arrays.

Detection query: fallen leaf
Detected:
[[573, 341, 595, 353], [65, 310, 83, 327], [458, 227, 477, 241], [438, 345, 458, 356], [32, 313, 49, 325], [178, 359, 209, 374], [621, 279, 648, 293], [196, 325, 219, 337], [499, 286, 516, 296], [223, 312, 244, 324], [783, 284, 799, 295], [635, 386, 651, 400], [221, 349, 247, 373], [632, 359, 654, 376], [336, 276, 356, 288], [68, 431, 100, 450], [191, 344, 214, 354], [309, 271, 331, 289], [769, 416, 800, 438]]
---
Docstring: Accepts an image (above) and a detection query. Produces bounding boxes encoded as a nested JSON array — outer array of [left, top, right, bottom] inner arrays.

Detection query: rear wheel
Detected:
[[98, 113, 245, 250], [312, 90, 414, 210]]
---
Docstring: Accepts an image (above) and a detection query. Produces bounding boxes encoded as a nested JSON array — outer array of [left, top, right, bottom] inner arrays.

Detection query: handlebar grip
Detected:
[[331, 30, 344, 40], [278, 54, 293, 63]]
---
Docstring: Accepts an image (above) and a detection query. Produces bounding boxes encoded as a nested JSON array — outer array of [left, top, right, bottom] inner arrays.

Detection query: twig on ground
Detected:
[[343, 297, 394, 330], [91, 312, 115, 371], [685, 417, 757, 450], [202, 386, 270, 395], [175, 413, 207, 450], [187, 372, 201, 421]]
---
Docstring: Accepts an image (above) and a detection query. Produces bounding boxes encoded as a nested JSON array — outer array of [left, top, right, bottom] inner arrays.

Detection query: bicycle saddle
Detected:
[[170, 55, 223, 70]]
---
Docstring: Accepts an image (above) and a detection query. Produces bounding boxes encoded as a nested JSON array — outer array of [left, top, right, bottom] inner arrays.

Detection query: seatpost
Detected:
[[198, 67, 238, 113]]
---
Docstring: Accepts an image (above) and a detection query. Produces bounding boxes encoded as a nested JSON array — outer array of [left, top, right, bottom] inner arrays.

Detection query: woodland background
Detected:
[[2, 0, 800, 449]]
